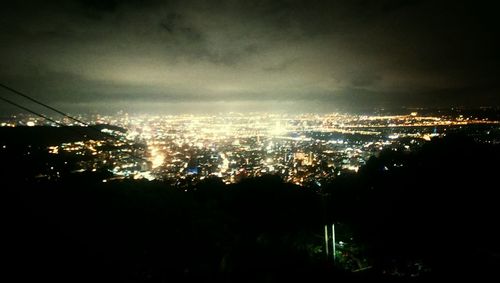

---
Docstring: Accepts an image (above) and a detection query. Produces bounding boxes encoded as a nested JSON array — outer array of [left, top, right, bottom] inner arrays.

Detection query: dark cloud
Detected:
[[0, 0, 499, 114]]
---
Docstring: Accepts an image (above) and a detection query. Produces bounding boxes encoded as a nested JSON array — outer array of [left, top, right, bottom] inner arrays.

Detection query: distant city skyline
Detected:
[[1, 0, 499, 114], [3, 111, 497, 185]]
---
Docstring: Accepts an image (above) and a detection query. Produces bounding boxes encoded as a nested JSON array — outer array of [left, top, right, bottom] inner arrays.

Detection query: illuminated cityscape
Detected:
[[2, 111, 498, 186], [2, 1, 500, 280]]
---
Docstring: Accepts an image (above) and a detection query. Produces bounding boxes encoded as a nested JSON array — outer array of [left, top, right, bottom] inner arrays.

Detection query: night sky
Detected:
[[1, 0, 499, 113]]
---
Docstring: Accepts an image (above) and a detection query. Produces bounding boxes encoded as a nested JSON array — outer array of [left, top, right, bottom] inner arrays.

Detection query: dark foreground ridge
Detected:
[[2, 134, 500, 282], [0, 125, 126, 146]]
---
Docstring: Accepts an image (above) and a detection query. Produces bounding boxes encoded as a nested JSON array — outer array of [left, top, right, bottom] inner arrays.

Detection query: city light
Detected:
[[150, 146, 165, 169], [3, 111, 497, 184]]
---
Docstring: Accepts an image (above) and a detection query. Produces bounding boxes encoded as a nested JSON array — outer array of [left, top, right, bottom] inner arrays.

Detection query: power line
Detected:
[[0, 96, 65, 127], [0, 83, 149, 163], [0, 82, 88, 126], [1, 82, 128, 140]]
